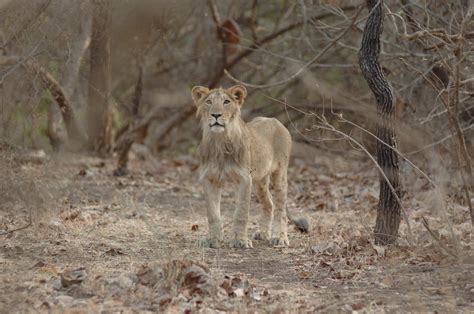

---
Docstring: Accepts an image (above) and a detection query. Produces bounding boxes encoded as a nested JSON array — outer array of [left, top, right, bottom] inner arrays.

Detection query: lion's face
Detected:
[[191, 85, 247, 134]]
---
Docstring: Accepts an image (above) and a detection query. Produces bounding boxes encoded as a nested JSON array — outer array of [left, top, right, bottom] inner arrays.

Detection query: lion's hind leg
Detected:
[[253, 176, 273, 241], [270, 169, 290, 247]]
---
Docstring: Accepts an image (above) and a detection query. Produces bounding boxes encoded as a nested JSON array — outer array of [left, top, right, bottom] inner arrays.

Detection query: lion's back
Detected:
[[247, 117, 291, 179], [248, 117, 291, 147]]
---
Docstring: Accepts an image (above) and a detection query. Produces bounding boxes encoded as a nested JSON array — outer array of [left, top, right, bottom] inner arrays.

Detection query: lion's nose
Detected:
[[211, 113, 222, 119]]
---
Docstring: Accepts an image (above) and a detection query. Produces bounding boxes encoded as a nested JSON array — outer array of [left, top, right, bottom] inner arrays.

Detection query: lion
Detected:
[[191, 85, 302, 249]]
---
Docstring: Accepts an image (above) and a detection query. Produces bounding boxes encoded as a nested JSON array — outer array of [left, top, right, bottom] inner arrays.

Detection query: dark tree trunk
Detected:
[[87, 0, 111, 152], [358, 0, 402, 245]]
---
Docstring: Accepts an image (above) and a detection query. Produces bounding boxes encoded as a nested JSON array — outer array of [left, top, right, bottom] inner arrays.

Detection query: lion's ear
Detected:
[[191, 86, 209, 106], [228, 85, 247, 106]]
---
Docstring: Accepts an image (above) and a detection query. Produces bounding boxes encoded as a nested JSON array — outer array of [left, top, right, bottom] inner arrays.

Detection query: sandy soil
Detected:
[[0, 146, 473, 313]]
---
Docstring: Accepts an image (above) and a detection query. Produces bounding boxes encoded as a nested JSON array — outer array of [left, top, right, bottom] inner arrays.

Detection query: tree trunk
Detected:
[[87, 0, 111, 152], [45, 104, 62, 151], [358, 0, 402, 245], [0, 56, 87, 147], [47, 14, 92, 151], [26, 59, 88, 147], [114, 65, 144, 176]]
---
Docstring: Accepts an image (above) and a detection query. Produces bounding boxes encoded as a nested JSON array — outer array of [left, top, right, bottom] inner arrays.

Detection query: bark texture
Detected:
[[0, 56, 87, 146], [358, 0, 402, 245], [47, 16, 91, 151], [26, 60, 88, 148], [87, 0, 111, 152]]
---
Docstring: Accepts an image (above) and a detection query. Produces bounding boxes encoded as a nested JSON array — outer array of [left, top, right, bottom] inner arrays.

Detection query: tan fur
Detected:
[[191, 85, 292, 248]]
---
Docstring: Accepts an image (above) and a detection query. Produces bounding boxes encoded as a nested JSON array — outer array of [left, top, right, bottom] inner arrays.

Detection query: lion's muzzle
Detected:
[[209, 113, 225, 133]]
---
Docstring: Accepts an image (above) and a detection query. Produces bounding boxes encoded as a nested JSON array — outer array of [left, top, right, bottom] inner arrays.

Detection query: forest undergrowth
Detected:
[[1, 143, 473, 312]]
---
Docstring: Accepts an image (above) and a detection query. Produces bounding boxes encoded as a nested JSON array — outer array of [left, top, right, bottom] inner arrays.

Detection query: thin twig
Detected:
[[421, 217, 458, 258], [1, 0, 52, 50], [224, 5, 363, 89], [265, 95, 414, 243], [250, 0, 258, 41], [208, 0, 222, 26], [0, 215, 32, 236]]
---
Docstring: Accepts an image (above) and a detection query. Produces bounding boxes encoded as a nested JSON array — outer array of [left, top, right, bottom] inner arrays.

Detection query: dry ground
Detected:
[[0, 144, 473, 313]]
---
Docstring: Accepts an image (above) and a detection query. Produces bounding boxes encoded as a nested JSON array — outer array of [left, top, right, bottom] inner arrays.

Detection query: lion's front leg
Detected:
[[231, 172, 253, 249], [199, 180, 222, 248]]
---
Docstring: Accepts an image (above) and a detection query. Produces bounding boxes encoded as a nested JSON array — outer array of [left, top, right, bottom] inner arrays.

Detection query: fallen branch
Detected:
[[0, 215, 32, 236]]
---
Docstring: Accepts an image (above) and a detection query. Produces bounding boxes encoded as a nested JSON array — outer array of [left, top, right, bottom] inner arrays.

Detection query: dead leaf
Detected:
[[105, 247, 125, 256], [233, 287, 245, 297], [78, 168, 87, 176], [220, 274, 253, 299], [315, 203, 325, 211], [191, 224, 199, 231], [60, 210, 80, 221], [55, 295, 75, 307], [332, 270, 355, 280], [136, 265, 159, 287], [372, 244, 386, 257], [251, 289, 263, 301], [61, 267, 87, 288], [379, 276, 394, 288], [30, 261, 46, 269], [37, 301, 50, 310], [352, 302, 364, 310], [94, 161, 105, 168], [182, 265, 213, 297], [220, 276, 232, 292], [312, 242, 339, 255], [157, 294, 172, 306]]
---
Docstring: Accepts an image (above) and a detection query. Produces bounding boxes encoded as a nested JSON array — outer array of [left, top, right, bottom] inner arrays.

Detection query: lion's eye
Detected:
[[223, 99, 230, 105], [205, 99, 212, 105]]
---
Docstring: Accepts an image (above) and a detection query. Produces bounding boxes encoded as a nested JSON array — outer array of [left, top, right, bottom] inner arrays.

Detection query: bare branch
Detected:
[[0, 0, 51, 50], [250, 0, 258, 41], [208, 0, 221, 26], [224, 5, 362, 88]]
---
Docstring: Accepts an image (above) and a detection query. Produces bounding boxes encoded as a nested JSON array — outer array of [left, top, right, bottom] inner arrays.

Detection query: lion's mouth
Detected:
[[210, 122, 225, 128]]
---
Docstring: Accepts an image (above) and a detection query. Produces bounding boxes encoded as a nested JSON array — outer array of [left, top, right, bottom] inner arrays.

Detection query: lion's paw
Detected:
[[252, 231, 270, 241], [198, 238, 221, 249], [230, 239, 253, 249], [270, 236, 289, 247]]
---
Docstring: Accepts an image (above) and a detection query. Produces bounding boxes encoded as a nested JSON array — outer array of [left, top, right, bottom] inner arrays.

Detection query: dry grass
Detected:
[[0, 145, 473, 312]]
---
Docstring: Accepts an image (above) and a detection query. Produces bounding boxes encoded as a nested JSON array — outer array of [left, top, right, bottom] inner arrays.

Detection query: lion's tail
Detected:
[[287, 210, 309, 233]]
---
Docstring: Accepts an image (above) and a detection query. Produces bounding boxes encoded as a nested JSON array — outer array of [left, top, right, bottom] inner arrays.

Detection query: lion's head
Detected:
[[191, 85, 247, 134]]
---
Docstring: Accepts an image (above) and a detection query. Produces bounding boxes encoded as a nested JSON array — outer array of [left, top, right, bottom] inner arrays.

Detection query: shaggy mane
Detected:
[[198, 118, 249, 183]]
